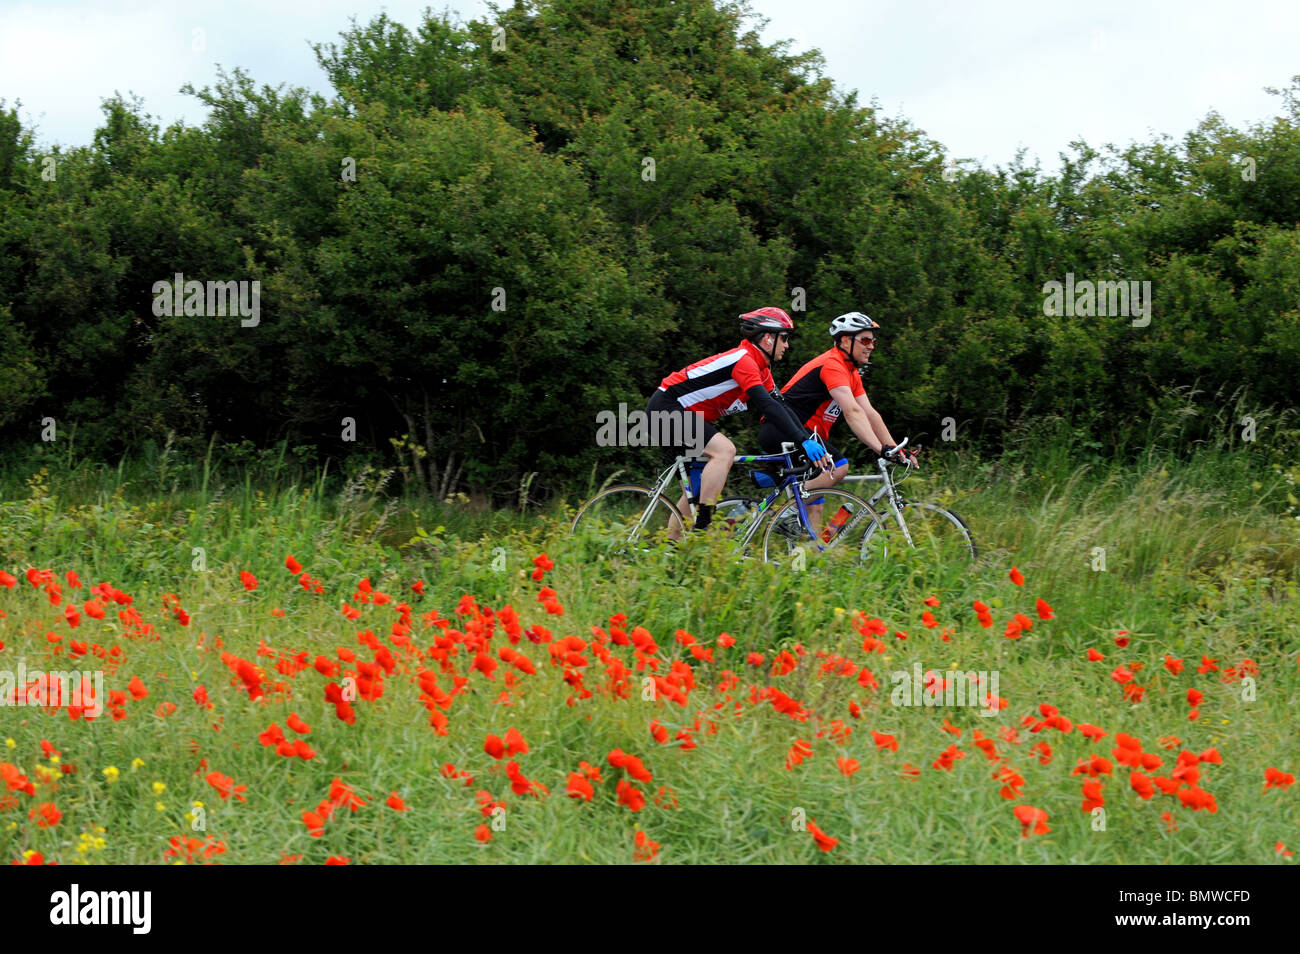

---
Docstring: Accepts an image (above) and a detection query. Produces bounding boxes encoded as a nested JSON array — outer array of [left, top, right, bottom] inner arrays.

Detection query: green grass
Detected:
[[0, 439, 1297, 864]]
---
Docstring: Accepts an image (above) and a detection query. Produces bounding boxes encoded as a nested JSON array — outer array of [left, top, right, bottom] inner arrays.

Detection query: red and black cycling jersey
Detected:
[[656, 339, 776, 423], [779, 347, 866, 440]]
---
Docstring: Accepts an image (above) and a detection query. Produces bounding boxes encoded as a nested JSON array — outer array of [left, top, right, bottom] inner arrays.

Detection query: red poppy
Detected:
[[1177, 786, 1218, 813], [932, 744, 965, 771], [31, 802, 62, 828], [1129, 771, 1155, 800], [1080, 780, 1105, 812], [633, 829, 661, 862], [285, 555, 302, 574], [871, 731, 898, 752], [1264, 768, 1295, 790], [566, 773, 594, 802], [1009, 566, 1025, 586], [1013, 805, 1050, 837], [784, 739, 813, 770], [616, 780, 646, 812], [504, 727, 529, 756], [807, 820, 839, 852], [386, 791, 409, 812], [205, 771, 247, 801], [328, 777, 367, 812]]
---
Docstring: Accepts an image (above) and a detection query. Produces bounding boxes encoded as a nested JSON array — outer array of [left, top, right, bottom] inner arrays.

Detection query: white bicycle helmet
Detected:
[[828, 312, 879, 339]]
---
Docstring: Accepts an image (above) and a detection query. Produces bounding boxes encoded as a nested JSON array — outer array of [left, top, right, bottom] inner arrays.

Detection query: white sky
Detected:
[[1, 0, 1297, 173]]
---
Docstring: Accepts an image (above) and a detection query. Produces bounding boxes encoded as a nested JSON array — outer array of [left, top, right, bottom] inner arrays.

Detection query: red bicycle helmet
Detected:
[[739, 306, 795, 338]]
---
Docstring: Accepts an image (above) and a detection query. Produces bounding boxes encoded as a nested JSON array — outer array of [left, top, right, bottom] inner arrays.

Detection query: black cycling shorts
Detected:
[[645, 390, 719, 464]]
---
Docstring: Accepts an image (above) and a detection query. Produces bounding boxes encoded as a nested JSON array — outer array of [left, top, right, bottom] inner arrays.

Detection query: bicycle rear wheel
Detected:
[[761, 488, 877, 564], [860, 502, 976, 565], [570, 485, 687, 557]]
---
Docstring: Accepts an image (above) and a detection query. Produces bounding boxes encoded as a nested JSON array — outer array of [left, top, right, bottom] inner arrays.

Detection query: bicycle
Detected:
[[844, 440, 977, 564], [570, 445, 875, 563], [719, 438, 977, 565]]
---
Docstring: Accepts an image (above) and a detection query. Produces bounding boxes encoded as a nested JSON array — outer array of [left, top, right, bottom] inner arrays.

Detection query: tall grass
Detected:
[[0, 428, 1296, 863]]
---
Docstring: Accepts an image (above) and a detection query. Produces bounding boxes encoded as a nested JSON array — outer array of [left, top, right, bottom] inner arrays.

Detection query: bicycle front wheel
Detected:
[[860, 502, 976, 565], [761, 488, 877, 565], [570, 485, 687, 557]]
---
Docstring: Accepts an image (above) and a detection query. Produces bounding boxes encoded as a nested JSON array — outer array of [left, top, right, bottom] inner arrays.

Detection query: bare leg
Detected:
[[799, 462, 848, 536], [667, 433, 735, 540]]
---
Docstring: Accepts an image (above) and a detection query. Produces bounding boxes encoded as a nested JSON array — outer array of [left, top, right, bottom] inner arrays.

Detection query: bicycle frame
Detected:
[[841, 456, 917, 547], [637, 449, 847, 553], [729, 446, 870, 553]]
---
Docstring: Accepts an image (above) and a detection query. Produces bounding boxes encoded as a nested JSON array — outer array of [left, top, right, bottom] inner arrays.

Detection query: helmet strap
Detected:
[[836, 336, 860, 367]]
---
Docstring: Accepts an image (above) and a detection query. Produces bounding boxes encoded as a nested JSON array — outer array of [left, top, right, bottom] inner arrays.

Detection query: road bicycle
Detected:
[[570, 445, 875, 563], [843, 442, 977, 564], [719, 439, 977, 565]]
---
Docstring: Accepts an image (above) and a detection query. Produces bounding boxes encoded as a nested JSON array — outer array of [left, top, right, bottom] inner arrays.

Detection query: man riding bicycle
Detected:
[[645, 306, 834, 535], [758, 311, 918, 528]]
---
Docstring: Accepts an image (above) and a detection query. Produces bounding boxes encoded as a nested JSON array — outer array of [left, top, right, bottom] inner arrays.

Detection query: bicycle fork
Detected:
[[883, 485, 916, 547]]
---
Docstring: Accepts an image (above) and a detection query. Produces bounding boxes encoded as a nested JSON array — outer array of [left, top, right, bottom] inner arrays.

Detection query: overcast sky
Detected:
[[2, 0, 1297, 173]]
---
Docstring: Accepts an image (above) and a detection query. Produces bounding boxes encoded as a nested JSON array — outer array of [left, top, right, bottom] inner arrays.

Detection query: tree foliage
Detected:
[[1, 3, 1297, 496]]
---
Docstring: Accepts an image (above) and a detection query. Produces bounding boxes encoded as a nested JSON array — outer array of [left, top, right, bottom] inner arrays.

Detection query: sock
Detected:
[[694, 502, 715, 530]]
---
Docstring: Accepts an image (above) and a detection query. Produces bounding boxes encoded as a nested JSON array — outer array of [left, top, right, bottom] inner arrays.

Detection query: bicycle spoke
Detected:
[[761, 488, 875, 564], [570, 485, 686, 558], [861, 502, 976, 565]]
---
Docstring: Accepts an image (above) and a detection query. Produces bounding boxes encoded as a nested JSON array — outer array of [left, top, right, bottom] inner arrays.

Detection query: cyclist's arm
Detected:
[[855, 392, 918, 466], [855, 392, 901, 450], [829, 385, 884, 455], [748, 387, 833, 471], [747, 386, 808, 446]]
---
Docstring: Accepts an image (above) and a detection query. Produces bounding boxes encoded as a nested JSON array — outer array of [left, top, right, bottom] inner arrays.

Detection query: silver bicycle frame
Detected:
[[840, 439, 916, 547]]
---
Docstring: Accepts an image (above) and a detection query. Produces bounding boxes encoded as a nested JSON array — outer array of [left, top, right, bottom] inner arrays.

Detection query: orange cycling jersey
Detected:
[[779, 347, 865, 439]]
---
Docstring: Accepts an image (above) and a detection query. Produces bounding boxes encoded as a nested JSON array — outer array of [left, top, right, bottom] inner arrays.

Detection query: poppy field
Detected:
[[1, 453, 1298, 864]]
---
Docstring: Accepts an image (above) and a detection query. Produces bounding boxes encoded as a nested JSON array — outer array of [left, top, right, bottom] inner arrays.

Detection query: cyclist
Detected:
[[645, 306, 834, 536], [758, 311, 917, 530]]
